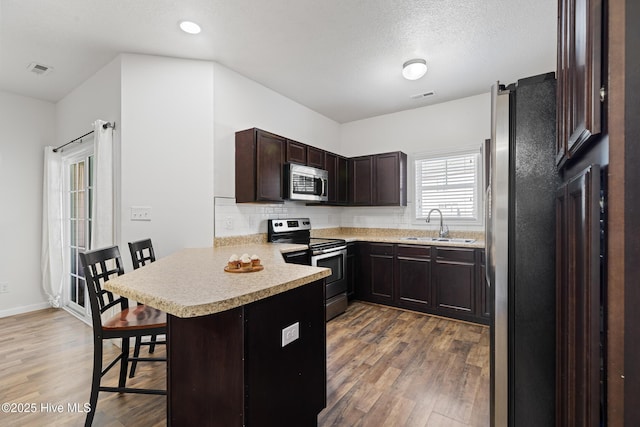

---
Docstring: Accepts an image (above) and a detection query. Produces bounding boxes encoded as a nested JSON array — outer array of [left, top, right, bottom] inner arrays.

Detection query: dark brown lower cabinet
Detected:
[[354, 242, 487, 324], [395, 245, 431, 311], [366, 243, 394, 305], [433, 247, 478, 325], [556, 164, 602, 427], [167, 280, 326, 426]]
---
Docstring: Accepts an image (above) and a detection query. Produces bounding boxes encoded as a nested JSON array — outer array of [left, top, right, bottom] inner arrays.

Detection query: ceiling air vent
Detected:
[[27, 62, 53, 76], [410, 91, 435, 100]]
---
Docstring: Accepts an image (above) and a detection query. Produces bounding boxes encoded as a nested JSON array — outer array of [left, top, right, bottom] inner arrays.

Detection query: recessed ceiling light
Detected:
[[179, 21, 201, 35], [402, 59, 427, 80]]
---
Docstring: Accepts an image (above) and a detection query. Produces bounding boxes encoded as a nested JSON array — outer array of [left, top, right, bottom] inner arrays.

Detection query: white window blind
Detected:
[[415, 151, 479, 221]]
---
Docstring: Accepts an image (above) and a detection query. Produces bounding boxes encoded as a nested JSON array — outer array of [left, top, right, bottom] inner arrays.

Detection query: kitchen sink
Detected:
[[402, 237, 476, 244]]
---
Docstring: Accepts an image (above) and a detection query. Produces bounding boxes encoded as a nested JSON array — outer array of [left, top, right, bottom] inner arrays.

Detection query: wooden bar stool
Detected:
[[79, 245, 167, 427], [127, 238, 163, 378]]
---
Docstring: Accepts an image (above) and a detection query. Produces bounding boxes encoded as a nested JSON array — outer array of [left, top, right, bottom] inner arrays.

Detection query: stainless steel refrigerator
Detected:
[[486, 73, 559, 426]]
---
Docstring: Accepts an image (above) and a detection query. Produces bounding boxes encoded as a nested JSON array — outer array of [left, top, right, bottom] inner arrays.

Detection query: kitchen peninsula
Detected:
[[106, 244, 331, 426]]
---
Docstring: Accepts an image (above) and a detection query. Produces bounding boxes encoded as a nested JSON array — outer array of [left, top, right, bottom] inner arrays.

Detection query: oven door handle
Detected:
[[311, 246, 347, 256]]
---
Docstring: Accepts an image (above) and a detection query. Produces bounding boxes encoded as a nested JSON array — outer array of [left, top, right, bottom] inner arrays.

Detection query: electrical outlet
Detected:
[[281, 322, 299, 347], [224, 217, 234, 230], [0, 282, 8, 294], [131, 206, 152, 221]]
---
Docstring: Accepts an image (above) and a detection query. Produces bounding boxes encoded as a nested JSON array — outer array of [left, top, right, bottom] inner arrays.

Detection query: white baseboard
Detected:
[[0, 301, 52, 318]]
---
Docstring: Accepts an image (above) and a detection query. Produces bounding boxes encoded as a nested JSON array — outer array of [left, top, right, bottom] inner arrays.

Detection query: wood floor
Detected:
[[0, 301, 489, 426]]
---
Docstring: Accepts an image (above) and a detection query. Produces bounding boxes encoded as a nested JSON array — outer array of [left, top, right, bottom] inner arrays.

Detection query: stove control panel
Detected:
[[268, 218, 311, 233]]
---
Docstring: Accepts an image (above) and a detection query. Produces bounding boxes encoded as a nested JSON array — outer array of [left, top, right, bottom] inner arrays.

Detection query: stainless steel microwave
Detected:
[[285, 163, 328, 202]]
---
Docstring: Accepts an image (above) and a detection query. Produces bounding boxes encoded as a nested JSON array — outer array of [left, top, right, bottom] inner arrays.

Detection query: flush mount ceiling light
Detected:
[[402, 58, 427, 80], [179, 20, 201, 34]]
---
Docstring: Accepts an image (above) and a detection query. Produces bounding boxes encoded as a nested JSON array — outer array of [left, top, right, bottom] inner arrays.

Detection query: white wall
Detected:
[[212, 63, 342, 236], [0, 91, 56, 316], [339, 93, 491, 231], [56, 57, 122, 149], [120, 54, 214, 260], [339, 93, 490, 157]]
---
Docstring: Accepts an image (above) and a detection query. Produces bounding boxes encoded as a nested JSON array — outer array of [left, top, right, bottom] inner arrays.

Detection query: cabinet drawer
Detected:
[[396, 244, 431, 258], [369, 243, 394, 256], [435, 247, 475, 263]]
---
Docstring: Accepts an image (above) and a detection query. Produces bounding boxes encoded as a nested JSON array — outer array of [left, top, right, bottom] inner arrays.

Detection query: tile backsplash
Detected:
[[214, 197, 484, 238], [214, 197, 341, 237]]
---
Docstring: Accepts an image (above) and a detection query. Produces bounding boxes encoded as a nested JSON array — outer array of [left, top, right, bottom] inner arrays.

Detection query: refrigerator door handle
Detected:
[[485, 184, 491, 287]]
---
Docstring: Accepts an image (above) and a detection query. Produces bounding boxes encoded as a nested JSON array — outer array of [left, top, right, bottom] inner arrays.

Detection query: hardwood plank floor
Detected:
[[319, 302, 489, 427], [0, 302, 489, 426]]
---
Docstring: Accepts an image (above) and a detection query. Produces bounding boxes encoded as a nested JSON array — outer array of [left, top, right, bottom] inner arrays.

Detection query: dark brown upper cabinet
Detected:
[[320, 151, 349, 205], [286, 139, 307, 164], [236, 127, 405, 206], [374, 151, 407, 206], [235, 128, 285, 203], [286, 139, 325, 170], [337, 156, 349, 204], [556, 0, 603, 165], [349, 152, 407, 206], [324, 152, 338, 203], [349, 155, 373, 205], [307, 146, 325, 169]]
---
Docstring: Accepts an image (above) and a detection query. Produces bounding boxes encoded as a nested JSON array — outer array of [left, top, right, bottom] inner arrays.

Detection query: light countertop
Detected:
[[214, 227, 485, 250], [327, 234, 485, 248], [105, 244, 330, 318]]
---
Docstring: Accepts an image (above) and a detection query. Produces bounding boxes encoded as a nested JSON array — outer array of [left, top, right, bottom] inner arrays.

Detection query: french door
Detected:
[[64, 151, 94, 320]]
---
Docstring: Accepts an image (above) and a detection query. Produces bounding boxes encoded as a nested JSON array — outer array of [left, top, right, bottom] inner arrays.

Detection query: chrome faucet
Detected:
[[426, 208, 449, 238]]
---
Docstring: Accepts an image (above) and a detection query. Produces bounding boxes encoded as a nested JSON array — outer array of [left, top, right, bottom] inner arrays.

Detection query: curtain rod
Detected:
[[52, 122, 115, 153]]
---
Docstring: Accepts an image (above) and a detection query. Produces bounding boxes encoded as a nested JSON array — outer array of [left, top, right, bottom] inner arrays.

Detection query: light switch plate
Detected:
[[281, 322, 299, 347]]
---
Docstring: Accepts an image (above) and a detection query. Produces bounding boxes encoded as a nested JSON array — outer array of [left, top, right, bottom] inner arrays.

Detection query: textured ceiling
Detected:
[[0, 0, 557, 123]]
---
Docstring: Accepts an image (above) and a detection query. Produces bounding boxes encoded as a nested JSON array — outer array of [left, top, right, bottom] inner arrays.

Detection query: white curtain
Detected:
[[41, 148, 64, 307], [91, 120, 114, 249]]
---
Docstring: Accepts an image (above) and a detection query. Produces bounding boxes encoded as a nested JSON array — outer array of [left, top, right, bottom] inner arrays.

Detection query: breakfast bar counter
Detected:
[[106, 244, 331, 427]]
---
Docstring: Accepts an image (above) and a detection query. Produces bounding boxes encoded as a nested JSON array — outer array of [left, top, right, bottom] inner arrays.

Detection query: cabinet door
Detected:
[[557, 0, 602, 164], [350, 156, 373, 205], [368, 243, 394, 304], [354, 243, 370, 300], [556, 165, 601, 427], [307, 146, 325, 169], [346, 243, 356, 300], [256, 130, 285, 201], [324, 152, 338, 203], [235, 129, 258, 203], [337, 156, 349, 204], [286, 139, 307, 164], [374, 152, 407, 206], [395, 245, 431, 311], [434, 248, 475, 315]]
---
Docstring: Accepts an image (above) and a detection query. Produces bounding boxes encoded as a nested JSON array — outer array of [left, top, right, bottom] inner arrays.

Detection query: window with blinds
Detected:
[[415, 150, 480, 221]]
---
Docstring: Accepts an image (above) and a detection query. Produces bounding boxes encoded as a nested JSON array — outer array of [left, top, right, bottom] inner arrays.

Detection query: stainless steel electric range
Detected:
[[268, 218, 347, 321]]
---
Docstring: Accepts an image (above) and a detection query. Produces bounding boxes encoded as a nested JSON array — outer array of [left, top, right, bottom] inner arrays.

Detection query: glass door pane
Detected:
[[66, 156, 93, 319]]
